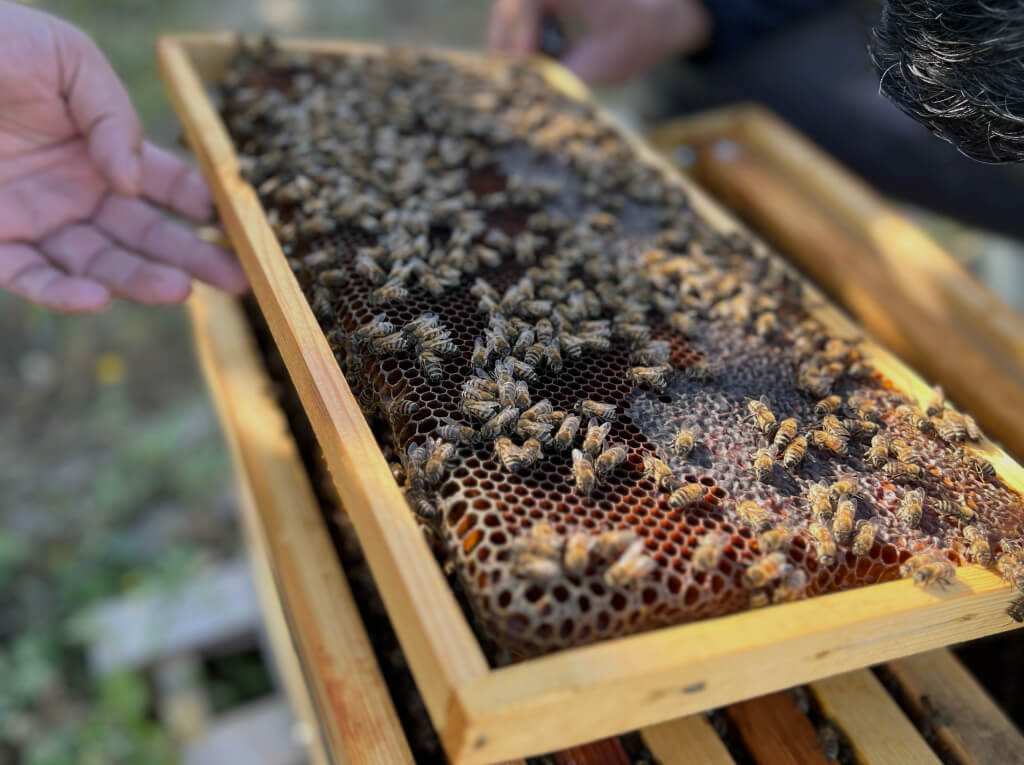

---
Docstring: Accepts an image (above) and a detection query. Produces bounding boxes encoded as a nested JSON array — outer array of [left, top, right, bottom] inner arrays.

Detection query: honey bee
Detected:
[[515, 415, 553, 444], [604, 539, 656, 588], [866, 434, 890, 469], [895, 404, 935, 434], [685, 359, 723, 382], [628, 365, 674, 392], [513, 521, 562, 560], [963, 414, 982, 442], [387, 398, 419, 418], [773, 569, 809, 603], [925, 385, 946, 417], [963, 525, 993, 566], [354, 251, 386, 284], [556, 532, 591, 577], [571, 449, 597, 496], [754, 312, 778, 338], [900, 552, 955, 589], [758, 525, 793, 554], [595, 444, 629, 477], [851, 520, 877, 556], [520, 437, 543, 469], [406, 490, 437, 521], [996, 549, 1024, 591], [827, 476, 857, 502], [353, 313, 395, 344], [936, 410, 968, 443], [808, 429, 849, 458], [671, 424, 700, 458], [935, 498, 977, 524], [832, 495, 856, 544], [642, 454, 681, 491], [577, 400, 617, 421], [514, 553, 561, 583], [437, 417, 475, 445], [845, 419, 879, 439], [797, 368, 833, 398], [815, 395, 842, 417], [773, 418, 799, 450], [807, 482, 834, 523], [882, 460, 923, 480], [668, 311, 698, 337], [630, 340, 672, 366], [669, 482, 706, 508], [737, 499, 774, 531], [1007, 597, 1024, 623], [821, 415, 852, 440], [781, 435, 808, 472], [742, 552, 790, 589], [844, 394, 877, 421], [956, 447, 996, 480], [418, 351, 443, 382], [371, 279, 409, 304], [889, 438, 916, 464], [752, 447, 775, 482], [513, 380, 532, 410], [369, 329, 411, 355], [425, 440, 455, 484], [593, 529, 638, 560], [807, 522, 838, 566], [899, 489, 925, 528], [693, 531, 729, 572], [747, 398, 777, 437], [317, 268, 347, 287], [461, 396, 500, 422], [480, 406, 520, 440], [553, 415, 582, 451], [582, 418, 613, 457]]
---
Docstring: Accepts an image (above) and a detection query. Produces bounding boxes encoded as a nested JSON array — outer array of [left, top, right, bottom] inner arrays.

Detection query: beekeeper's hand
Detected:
[[0, 1, 247, 313], [487, 0, 712, 85]]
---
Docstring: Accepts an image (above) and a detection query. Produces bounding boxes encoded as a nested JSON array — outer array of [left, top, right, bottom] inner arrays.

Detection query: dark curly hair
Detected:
[[870, 0, 1024, 163]]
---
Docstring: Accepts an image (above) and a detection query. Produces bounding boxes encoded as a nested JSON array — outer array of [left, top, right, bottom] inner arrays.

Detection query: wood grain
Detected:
[[642, 715, 734, 765], [162, 37, 1024, 764], [811, 670, 940, 765], [727, 692, 828, 765], [887, 649, 1024, 765], [189, 284, 414, 764], [648, 106, 1024, 462]]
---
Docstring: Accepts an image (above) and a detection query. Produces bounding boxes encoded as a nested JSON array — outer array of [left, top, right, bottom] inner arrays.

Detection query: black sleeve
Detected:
[[700, 0, 842, 57]]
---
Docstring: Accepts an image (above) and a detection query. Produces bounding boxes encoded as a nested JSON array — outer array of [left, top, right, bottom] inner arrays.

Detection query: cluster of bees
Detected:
[[220, 42, 1024, 651]]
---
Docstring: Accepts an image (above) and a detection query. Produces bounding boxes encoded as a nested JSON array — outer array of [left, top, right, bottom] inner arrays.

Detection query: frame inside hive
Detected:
[[159, 35, 1024, 764]]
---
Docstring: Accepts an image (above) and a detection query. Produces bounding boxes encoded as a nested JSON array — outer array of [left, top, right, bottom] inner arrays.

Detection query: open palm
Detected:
[[0, 2, 246, 312]]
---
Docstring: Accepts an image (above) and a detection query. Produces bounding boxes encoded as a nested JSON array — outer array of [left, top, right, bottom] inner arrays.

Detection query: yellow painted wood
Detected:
[[887, 650, 1024, 765], [811, 670, 940, 765], [189, 284, 414, 764], [164, 37, 1024, 765], [642, 715, 734, 765]]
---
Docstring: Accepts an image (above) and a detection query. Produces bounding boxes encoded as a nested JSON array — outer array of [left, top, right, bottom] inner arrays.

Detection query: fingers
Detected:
[[0, 242, 110, 313], [56, 20, 142, 196], [95, 195, 248, 295], [40, 223, 192, 305], [489, 0, 547, 55], [561, 36, 631, 85], [140, 143, 215, 223]]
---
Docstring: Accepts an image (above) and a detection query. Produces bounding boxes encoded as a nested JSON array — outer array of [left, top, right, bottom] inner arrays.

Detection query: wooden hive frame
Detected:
[[190, 279, 1024, 765], [161, 34, 1024, 764]]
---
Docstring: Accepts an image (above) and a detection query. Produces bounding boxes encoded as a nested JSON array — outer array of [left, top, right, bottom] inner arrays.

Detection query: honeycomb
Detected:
[[219, 39, 1024, 658]]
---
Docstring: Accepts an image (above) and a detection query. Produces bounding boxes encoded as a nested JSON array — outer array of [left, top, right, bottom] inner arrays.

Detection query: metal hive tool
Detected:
[[219, 40, 1024, 657]]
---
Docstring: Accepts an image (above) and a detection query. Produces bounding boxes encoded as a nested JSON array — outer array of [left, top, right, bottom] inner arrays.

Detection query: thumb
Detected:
[[57, 22, 142, 196]]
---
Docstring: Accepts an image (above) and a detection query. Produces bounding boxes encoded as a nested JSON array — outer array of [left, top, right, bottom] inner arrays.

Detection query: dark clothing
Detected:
[[665, 2, 1024, 240]]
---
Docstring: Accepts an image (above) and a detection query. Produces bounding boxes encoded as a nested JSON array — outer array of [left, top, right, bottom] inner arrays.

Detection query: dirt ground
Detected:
[[2, 2, 1022, 763]]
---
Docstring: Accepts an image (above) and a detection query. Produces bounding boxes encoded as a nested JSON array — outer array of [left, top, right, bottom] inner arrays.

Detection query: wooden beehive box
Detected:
[[161, 35, 1024, 763], [190, 279, 1024, 764]]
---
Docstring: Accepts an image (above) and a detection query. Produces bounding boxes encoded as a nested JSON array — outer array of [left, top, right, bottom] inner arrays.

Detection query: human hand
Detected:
[[487, 0, 712, 85], [0, 2, 247, 313]]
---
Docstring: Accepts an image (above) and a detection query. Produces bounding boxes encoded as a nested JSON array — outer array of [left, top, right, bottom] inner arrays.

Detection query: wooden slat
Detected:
[[164, 38, 1024, 764], [160, 37, 490, 741], [552, 738, 632, 765], [648, 106, 1024, 462], [189, 285, 414, 764], [726, 692, 827, 765], [642, 715, 734, 765], [810, 670, 940, 765], [887, 649, 1024, 765]]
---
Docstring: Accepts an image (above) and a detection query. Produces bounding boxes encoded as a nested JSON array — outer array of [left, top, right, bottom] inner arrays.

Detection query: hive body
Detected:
[[220, 42, 1024, 656]]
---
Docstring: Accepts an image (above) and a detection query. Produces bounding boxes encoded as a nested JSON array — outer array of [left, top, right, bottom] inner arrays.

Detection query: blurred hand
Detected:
[[488, 0, 712, 85], [0, 2, 247, 313]]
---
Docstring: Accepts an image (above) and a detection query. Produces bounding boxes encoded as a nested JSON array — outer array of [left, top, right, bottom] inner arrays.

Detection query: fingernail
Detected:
[[112, 154, 141, 196]]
